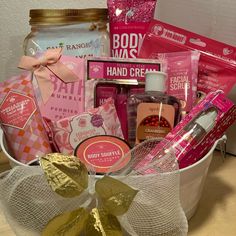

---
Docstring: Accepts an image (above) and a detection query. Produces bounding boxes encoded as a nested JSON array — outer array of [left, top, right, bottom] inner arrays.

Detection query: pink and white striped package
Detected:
[[0, 73, 52, 164]]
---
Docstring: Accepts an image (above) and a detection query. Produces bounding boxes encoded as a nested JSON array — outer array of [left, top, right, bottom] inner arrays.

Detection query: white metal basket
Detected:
[[0, 128, 226, 220]]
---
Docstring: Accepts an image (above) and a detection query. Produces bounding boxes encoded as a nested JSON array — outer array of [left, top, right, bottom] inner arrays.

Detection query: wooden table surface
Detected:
[[1, 151, 236, 235]]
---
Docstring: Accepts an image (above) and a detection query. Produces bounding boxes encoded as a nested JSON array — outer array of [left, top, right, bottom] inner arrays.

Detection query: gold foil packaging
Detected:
[[40, 153, 138, 236]]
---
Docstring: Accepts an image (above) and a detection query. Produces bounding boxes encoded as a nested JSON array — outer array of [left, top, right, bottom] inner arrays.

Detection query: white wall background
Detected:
[[157, 0, 236, 46]]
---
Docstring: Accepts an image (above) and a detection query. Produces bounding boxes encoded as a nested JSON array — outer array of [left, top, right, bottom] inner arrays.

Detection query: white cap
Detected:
[[195, 109, 218, 132], [145, 71, 167, 92]]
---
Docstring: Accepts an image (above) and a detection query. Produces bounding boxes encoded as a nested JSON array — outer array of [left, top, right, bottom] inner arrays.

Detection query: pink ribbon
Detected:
[[18, 48, 79, 103]]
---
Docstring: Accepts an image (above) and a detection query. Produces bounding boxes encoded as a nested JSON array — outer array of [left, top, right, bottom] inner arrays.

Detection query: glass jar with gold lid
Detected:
[[23, 8, 110, 57]]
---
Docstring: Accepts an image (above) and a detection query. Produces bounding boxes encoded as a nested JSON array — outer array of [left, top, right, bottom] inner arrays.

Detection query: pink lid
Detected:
[[74, 135, 131, 173]]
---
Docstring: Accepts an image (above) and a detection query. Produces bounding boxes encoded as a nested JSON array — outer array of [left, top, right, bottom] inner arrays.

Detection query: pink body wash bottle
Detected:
[[127, 71, 181, 147]]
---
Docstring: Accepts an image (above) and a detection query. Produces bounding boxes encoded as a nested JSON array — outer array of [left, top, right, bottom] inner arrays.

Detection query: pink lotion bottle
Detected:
[[127, 71, 181, 147]]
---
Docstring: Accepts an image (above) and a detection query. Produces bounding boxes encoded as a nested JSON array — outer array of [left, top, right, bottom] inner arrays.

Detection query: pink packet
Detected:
[[0, 74, 52, 164], [107, 0, 157, 58], [50, 98, 124, 155], [84, 79, 99, 111], [18, 49, 85, 122], [139, 50, 200, 113], [139, 20, 236, 98]]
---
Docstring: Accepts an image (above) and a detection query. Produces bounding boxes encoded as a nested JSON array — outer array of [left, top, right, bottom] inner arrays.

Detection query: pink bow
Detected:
[[18, 48, 79, 103]]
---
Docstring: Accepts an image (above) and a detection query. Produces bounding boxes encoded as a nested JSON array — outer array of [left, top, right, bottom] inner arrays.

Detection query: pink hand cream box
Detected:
[[85, 56, 163, 110]]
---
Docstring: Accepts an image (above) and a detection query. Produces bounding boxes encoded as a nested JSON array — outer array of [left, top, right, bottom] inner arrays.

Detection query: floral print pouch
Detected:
[[49, 98, 123, 155]]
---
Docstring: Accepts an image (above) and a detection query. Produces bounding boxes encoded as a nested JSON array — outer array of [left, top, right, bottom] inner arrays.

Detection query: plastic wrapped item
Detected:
[[0, 74, 52, 164], [50, 98, 124, 155], [156, 1, 236, 156], [85, 56, 163, 110], [107, 0, 157, 58], [0, 139, 188, 236], [85, 56, 163, 139], [140, 19, 236, 100], [139, 50, 200, 114]]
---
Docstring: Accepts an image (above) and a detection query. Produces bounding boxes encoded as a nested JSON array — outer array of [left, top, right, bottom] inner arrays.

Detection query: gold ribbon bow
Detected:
[[18, 48, 79, 104], [40, 153, 138, 236]]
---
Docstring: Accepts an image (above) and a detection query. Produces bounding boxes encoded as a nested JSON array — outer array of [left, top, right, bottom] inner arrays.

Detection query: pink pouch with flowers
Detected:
[[0, 74, 52, 164], [50, 98, 123, 155]]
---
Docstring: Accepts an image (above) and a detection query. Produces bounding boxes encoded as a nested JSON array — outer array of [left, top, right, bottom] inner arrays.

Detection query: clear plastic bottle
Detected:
[[127, 71, 181, 147], [146, 107, 218, 169], [23, 9, 110, 57]]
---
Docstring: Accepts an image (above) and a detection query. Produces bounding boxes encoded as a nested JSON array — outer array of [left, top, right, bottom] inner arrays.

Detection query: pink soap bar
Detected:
[[0, 74, 52, 164], [50, 98, 124, 155]]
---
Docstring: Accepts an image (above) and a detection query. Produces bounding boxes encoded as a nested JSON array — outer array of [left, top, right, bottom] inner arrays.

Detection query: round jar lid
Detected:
[[74, 135, 131, 174], [29, 8, 108, 25]]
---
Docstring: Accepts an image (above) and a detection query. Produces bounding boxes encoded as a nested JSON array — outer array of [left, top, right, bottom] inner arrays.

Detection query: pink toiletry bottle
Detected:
[[176, 108, 218, 168], [116, 86, 128, 140], [127, 71, 181, 147], [139, 107, 218, 173], [95, 84, 118, 107]]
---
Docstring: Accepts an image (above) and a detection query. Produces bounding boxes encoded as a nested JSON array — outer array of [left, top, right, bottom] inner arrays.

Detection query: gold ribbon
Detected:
[[18, 48, 79, 104], [40, 153, 138, 236]]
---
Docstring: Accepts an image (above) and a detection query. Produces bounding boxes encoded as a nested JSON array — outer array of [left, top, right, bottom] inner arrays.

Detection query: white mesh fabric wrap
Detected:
[[113, 139, 188, 236], [0, 167, 90, 236], [0, 139, 188, 236]]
